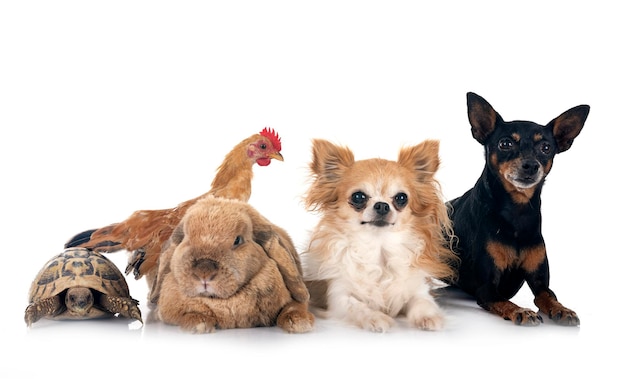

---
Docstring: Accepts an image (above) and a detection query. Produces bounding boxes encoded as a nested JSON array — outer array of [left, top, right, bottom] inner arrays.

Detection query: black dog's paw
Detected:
[[548, 308, 580, 326], [510, 308, 543, 326]]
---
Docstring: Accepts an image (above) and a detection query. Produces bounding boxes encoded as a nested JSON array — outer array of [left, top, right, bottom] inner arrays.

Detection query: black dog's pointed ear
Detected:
[[548, 104, 590, 153], [467, 92, 504, 145]]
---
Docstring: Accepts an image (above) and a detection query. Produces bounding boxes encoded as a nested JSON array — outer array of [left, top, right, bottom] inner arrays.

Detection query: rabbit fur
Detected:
[[151, 195, 314, 333]]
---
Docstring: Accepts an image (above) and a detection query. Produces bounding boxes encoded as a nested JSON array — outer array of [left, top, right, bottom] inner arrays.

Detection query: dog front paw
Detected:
[[547, 307, 580, 326], [489, 301, 543, 326], [410, 313, 445, 331], [533, 291, 580, 326], [356, 311, 395, 333], [510, 308, 543, 326], [407, 303, 445, 331]]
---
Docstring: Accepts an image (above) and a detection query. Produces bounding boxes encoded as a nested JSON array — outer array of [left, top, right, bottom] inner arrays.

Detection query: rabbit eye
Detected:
[[233, 236, 244, 246]]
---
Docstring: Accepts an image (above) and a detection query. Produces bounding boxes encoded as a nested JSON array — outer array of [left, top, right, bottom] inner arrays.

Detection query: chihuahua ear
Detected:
[[467, 92, 504, 145], [398, 139, 441, 181], [309, 139, 355, 178], [306, 139, 355, 210], [248, 207, 310, 304], [548, 104, 590, 153]]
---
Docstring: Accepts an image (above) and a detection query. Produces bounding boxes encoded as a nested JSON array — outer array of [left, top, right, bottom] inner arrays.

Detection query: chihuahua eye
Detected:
[[498, 138, 514, 151], [350, 191, 369, 210], [233, 235, 244, 246], [539, 142, 552, 155], [393, 193, 408, 209]]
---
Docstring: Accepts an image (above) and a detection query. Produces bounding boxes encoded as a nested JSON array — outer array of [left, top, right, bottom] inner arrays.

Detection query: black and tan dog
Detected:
[[445, 92, 589, 326]]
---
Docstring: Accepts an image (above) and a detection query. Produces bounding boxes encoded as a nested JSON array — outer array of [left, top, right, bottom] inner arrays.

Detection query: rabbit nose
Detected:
[[193, 258, 219, 274]]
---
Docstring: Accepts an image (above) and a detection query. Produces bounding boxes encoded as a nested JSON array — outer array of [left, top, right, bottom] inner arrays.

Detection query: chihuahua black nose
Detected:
[[374, 202, 390, 216], [521, 159, 540, 175]]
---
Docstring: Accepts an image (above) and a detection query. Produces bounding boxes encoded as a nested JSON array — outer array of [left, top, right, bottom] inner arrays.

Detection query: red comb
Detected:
[[260, 127, 282, 151]]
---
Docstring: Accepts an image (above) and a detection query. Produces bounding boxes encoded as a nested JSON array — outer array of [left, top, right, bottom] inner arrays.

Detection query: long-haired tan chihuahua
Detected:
[[301, 139, 458, 332]]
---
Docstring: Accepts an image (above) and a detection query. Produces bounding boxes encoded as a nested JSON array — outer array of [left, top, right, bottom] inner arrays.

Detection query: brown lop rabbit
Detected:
[[151, 195, 314, 333]]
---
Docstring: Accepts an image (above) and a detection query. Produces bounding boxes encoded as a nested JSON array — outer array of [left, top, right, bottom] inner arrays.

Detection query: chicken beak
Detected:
[[269, 152, 284, 161]]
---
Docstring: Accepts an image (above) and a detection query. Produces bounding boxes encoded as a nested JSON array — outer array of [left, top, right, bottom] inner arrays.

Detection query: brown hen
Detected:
[[65, 127, 283, 285]]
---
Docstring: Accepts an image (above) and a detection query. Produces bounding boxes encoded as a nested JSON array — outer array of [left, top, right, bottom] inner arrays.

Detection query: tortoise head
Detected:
[[64, 287, 95, 317]]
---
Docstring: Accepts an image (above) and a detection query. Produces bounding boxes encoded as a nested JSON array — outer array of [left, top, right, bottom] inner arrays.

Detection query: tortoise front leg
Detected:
[[100, 295, 143, 324], [25, 296, 63, 326]]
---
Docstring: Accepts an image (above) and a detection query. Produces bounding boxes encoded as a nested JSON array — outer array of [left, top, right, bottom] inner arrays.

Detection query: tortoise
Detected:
[[25, 247, 143, 326]]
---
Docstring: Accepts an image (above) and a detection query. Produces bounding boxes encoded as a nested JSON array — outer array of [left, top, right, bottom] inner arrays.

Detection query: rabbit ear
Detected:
[[149, 222, 184, 306], [249, 209, 310, 304]]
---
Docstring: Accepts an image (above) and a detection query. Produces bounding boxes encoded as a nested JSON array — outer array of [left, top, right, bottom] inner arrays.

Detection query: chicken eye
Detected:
[[350, 191, 368, 210], [498, 138, 513, 151], [233, 236, 243, 246], [539, 142, 552, 155], [393, 192, 408, 209], [259, 143, 267, 150]]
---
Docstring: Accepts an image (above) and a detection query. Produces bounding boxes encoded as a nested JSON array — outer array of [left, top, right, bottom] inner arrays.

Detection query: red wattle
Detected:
[[256, 158, 271, 166]]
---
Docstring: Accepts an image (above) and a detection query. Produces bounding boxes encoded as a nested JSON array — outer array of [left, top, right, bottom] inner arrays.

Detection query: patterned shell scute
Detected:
[[28, 248, 131, 303]]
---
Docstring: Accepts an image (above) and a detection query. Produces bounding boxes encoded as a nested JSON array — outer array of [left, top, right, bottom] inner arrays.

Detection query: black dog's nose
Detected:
[[521, 159, 540, 175], [374, 202, 390, 216]]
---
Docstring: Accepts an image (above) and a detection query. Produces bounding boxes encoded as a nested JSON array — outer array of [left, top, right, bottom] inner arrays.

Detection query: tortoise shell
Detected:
[[26, 247, 141, 323]]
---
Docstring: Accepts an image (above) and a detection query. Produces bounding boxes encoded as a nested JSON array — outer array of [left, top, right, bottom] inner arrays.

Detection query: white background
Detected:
[[1, 1, 623, 377]]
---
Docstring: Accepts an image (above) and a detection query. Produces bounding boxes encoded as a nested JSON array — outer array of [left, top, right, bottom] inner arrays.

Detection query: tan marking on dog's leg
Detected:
[[534, 291, 580, 326], [520, 244, 546, 272], [486, 241, 516, 270]]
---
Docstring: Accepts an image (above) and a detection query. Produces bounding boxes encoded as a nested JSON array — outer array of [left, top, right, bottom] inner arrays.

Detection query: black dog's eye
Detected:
[[539, 142, 552, 155], [233, 235, 244, 246], [498, 138, 514, 151], [393, 193, 408, 209], [350, 191, 369, 210]]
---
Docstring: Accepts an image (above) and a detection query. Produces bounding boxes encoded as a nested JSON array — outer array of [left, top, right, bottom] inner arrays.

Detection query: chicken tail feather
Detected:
[[64, 226, 124, 252], [64, 229, 97, 248]]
